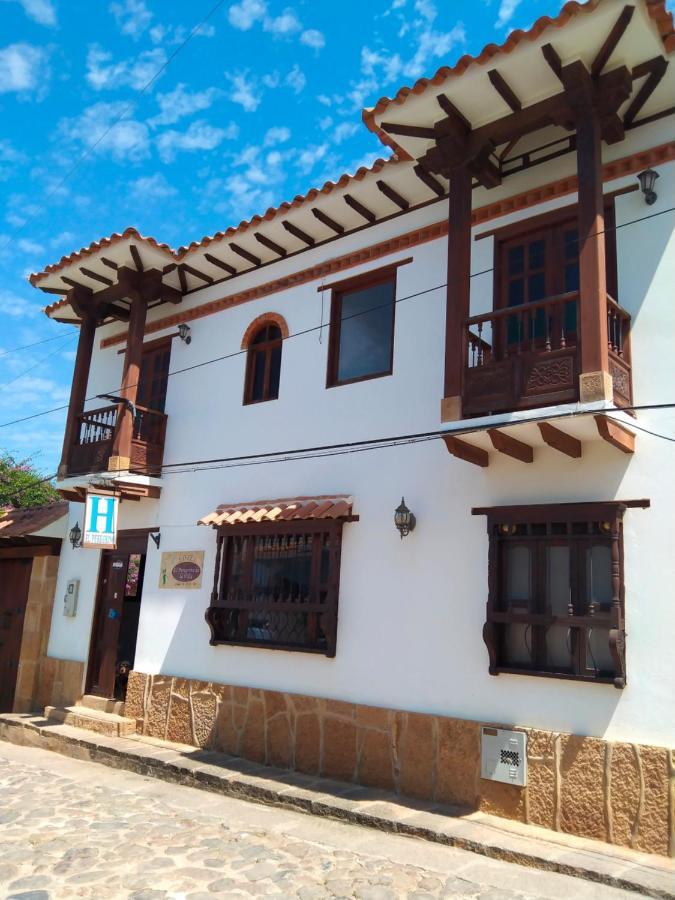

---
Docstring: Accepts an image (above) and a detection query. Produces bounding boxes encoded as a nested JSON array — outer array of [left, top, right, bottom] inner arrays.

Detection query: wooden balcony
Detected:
[[462, 293, 632, 418], [65, 403, 167, 477]]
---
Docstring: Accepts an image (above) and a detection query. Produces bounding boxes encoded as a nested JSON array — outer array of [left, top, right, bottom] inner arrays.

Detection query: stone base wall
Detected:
[[13, 556, 60, 714], [125, 671, 675, 857], [33, 657, 85, 711]]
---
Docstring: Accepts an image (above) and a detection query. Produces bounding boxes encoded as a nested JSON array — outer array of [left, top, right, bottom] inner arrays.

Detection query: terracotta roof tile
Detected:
[[362, 0, 675, 142], [34, 158, 395, 299], [198, 495, 355, 527], [0, 501, 68, 539]]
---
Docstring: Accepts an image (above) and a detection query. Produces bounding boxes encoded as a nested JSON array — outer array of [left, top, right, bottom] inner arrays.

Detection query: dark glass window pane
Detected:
[[251, 534, 313, 601], [268, 345, 281, 399], [252, 324, 281, 345], [528, 272, 546, 302], [564, 262, 580, 293], [547, 546, 570, 616], [506, 545, 531, 611], [507, 279, 524, 307], [564, 228, 579, 259], [586, 626, 614, 673], [503, 623, 532, 666], [251, 350, 266, 401], [529, 239, 545, 269], [508, 245, 524, 275], [336, 280, 394, 382], [546, 624, 572, 670], [585, 545, 612, 609]]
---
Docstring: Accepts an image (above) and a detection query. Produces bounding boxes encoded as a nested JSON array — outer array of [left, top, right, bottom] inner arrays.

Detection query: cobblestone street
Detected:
[[0, 742, 638, 900]]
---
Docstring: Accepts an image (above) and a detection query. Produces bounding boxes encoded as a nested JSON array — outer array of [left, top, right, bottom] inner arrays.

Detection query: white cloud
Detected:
[[413, 0, 436, 23], [86, 45, 167, 91], [228, 0, 266, 30], [296, 143, 327, 175], [1, 0, 56, 26], [264, 8, 301, 36], [149, 22, 215, 45], [334, 122, 358, 144], [58, 102, 150, 163], [496, 0, 521, 28], [0, 43, 49, 95], [263, 126, 291, 147], [226, 71, 260, 111], [109, 0, 153, 38], [0, 289, 41, 319], [300, 29, 325, 50], [149, 83, 222, 126], [285, 64, 305, 94], [129, 172, 177, 199], [17, 238, 42, 254], [403, 23, 465, 78], [318, 115, 332, 131], [157, 119, 238, 162]]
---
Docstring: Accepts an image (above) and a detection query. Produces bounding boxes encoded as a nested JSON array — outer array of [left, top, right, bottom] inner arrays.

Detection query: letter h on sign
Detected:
[[82, 493, 119, 549]]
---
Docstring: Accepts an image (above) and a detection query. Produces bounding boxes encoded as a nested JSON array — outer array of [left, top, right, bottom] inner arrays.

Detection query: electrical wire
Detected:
[[0, 329, 79, 360], [0, 0, 228, 256], [0, 333, 78, 391], [1, 204, 673, 432]]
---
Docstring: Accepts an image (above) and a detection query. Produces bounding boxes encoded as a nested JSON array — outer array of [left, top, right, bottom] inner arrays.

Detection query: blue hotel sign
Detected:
[[82, 493, 119, 549]]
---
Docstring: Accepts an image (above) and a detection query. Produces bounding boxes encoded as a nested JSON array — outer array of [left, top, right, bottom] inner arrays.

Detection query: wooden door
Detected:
[[0, 557, 33, 712], [138, 340, 171, 412], [86, 531, 149, 699]]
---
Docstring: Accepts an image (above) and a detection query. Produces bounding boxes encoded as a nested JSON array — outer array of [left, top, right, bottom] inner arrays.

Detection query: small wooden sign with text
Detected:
[[158, 550, 204, 589]]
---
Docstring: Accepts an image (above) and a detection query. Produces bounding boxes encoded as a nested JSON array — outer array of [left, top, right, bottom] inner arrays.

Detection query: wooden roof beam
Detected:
[[344, 193, 376, 223], [591, 5, 634, 77], [204, 253, 237, 275], [380, 121, 436, 139], [443, 435, 489, 467], [181, 263, 213, 284], [311, 207, 345, 235], [488, 69, 522, 112], [79, 266, 113, 287], [230, 242, 262, 266], [488, 429, 533, 463], [129, 244, 144, 272], [436, 93, 472, 131], [595, 415, 635, 454], [100, 257, 119, 271], [541, 43, 563, 81], [538, 422, 582, 458], [162, 263, 177, 274], [624, 56, 668, 127], [376, 180, 409, 211], [413, 164, 445, 197], [282, 220, 315, 246], [254, 232, 287, 257]]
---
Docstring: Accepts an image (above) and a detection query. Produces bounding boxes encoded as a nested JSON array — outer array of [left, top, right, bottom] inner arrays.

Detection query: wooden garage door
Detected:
[[0, 557, 33, 712]]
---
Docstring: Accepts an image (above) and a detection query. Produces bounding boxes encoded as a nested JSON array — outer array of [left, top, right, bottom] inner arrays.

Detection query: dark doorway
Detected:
[[86, 530, 149, 700], [0, 557, 33, 712]]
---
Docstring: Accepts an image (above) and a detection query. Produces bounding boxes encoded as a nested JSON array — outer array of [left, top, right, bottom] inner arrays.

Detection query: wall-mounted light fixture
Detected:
[[177, 323, 192, 344], [637, 168, 659, 205], [69, 521, 82, 550], [394, 497, 416, 539]]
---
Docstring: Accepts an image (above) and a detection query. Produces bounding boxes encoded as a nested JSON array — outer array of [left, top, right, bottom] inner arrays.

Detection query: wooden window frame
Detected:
[[491, 202, 618, 311], [137, 336, 172, 414], [205, 519, 346, 657], [325, 266, 398, 389], [243, 323, 283, 406], [473, 500, 649, 688]]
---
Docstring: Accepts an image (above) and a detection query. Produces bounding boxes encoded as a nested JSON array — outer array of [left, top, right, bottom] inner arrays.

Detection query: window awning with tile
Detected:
[[197, 495, 357, 527]]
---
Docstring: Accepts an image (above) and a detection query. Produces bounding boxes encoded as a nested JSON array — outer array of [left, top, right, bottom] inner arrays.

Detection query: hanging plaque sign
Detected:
[[82, 492, 119, 549], [159, 551, 204, 589]]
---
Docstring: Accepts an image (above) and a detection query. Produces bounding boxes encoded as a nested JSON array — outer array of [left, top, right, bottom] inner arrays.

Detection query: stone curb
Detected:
[[1, 713, 673, 900]]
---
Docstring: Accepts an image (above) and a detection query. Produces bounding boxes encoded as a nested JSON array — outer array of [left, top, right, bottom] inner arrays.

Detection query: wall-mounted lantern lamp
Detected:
[[177, 323, 192, 344], [637, 168, 659, 205], [69, 521, 82, 550], [394, 497, 416, 539]]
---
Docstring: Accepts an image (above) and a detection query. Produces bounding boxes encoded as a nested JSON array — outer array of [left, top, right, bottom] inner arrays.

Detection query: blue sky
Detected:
[[0, 0, 586, 476]]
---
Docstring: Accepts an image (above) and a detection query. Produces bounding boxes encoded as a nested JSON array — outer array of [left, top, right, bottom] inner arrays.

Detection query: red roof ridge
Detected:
[[362, 0, 674, 138]]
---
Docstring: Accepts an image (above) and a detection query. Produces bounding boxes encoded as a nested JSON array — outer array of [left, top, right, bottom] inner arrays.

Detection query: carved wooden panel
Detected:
[[609, 353, 632, 407]]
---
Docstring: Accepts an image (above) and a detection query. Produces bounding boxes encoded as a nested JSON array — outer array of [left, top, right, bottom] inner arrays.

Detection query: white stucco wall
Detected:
[[46, 123, 675, 750]]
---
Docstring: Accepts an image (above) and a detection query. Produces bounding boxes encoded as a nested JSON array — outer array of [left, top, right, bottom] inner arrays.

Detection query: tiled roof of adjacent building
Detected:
[[0, 501, 68, 539]]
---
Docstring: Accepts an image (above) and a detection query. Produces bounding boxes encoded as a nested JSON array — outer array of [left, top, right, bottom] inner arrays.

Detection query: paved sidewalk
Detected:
[[0, 741, 641, 900], [1, 713, 673, 899]]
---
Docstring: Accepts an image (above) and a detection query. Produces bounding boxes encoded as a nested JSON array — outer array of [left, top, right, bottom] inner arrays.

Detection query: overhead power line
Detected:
[[1, 204, 673, 432], [0, 0, 228, 256]]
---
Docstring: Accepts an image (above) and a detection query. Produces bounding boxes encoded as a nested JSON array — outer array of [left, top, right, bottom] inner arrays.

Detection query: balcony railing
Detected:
[[66, 403, 167, 477], [462, 292, 632, 417]]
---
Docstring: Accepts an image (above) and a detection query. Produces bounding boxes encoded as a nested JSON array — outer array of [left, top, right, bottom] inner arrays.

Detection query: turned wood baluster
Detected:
[[545, 314, 552, 352], [477, 321, 484, 366]]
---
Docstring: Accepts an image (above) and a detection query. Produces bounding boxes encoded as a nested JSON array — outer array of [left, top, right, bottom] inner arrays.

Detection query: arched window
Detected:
[[244, 323, 282, 404]]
